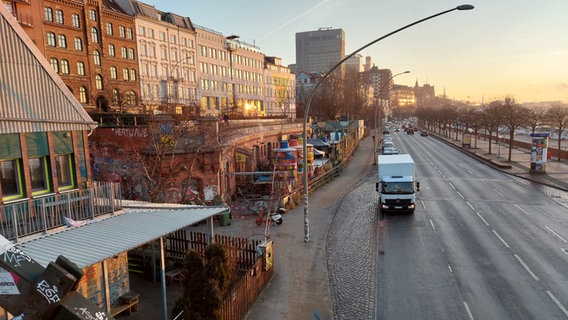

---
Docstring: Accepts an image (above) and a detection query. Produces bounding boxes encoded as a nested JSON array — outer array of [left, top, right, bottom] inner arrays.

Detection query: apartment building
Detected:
[[3, 0, 141, 113], [264, 56, 296, 118], [115, 0, 198, 115]]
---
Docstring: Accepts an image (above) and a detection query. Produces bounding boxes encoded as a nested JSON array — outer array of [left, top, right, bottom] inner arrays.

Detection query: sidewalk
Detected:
[[432, 133, 568, 192]]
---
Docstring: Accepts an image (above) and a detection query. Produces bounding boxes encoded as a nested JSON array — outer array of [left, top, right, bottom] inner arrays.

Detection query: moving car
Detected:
[[420, 131, 428, 136]]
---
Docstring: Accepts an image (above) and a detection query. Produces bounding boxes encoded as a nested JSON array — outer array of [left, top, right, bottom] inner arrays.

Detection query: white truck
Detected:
[[376, 154, 420, 213]]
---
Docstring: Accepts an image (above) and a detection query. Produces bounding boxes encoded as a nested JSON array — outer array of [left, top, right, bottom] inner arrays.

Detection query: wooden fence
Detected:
[[165, 231, 273, 320]]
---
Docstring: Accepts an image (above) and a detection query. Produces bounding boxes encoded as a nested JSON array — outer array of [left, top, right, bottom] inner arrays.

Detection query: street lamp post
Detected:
[[373, 70, 410, 165], [226, 35, 239, 116], [301, 4, 474, 242]]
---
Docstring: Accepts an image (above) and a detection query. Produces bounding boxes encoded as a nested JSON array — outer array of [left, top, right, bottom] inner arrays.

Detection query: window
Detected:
[[55, 154, 74, 190], [77, 61, 85, 76], [122, 68, 129, 80], [60, 59, 69, 74], [49, 58, 59, 72], [1, 159, 23, 200], [138, 26, 145, 36], [125, 90, 136, 105], [93, 50, 101, 65], [74, 37, 82, 51], [110, 66, 117, 79], [106, 22, 113, 35], [121, 47, 127, 58], [129, 69, 136, 81], [57, 34, 66, 48], [148, 28, 154, 38], [47, 32, 56, 46], [91, 27, 99, 43], [159, 31, 165, 41], [128, 48, 135, 60], [44, 7, 53, 22], [119, 26, 125, 38], [29, 157, 50, 194], [55, 10, 63, 24], [170, 34, 176, 44], [95, 74, 103, 90], [108, 44, 115, 56], [112, 89, 119, 104], [126, 28, 133, 39], [72, 14, 80, 28], [149, 46, 156, 58], [79, 86, 87, 103], [89, 9, 96, 21]]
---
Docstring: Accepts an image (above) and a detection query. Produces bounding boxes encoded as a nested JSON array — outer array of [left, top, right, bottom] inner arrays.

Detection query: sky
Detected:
[[141, 0, 568, 104]]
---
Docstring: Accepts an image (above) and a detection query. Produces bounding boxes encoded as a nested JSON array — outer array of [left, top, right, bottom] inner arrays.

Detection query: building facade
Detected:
[[264, 56, 296, 118], [295, 27, 345, 74], [3, 0, 141, 113], [115, 0, 199, 115]]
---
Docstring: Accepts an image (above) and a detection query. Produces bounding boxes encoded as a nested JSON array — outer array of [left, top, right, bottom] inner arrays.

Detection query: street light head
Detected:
[[226, 35, 240, 40], [456, 4, 474, 10], [403, 71, 411, 74]]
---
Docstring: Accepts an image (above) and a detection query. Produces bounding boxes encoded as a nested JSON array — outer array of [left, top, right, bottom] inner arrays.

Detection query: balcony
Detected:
[[0, 181, 122, 243]]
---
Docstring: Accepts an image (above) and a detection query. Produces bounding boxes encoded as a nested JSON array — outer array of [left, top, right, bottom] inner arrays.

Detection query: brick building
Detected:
[[2, 0, 141, 113]]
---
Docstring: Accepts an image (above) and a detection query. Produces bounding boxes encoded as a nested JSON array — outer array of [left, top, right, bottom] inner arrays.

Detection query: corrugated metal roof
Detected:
[[0, 5, 97, 134], [15, 206, 227, 269]]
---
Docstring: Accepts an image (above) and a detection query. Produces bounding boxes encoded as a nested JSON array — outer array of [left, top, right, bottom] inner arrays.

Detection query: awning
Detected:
[[15, 205, 228, 268]]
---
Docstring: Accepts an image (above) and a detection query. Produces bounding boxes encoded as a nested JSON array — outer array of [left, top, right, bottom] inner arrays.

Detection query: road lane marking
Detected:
[[514, 204, 531, 216], [466, 201, 475, 211], [544, 226, 568, 243], [514, 254, 539, 281], [448, 182, 456, 189], [429, 219, 435, 231], [547, 290, 568, 317], [562, 248, 568, 255], [492, 230, 510, 248], [467, 169, 474, 175], [421, 200, 426, 210], [493, 189, 505, 198], [463, 301, 475, 320], [475, 212, 490, 226], [457, 191, 464, 199], [448, 264, 453, 273]]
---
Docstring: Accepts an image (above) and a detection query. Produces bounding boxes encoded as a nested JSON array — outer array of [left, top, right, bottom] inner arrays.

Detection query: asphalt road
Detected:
[[375, 132, 568, 320]]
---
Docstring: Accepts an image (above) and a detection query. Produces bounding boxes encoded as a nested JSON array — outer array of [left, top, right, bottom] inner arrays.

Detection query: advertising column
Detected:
[[529, 133, 549, 173]]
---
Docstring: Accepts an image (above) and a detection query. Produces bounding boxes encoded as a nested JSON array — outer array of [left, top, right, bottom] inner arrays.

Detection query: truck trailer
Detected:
[[376, 154, 419, 213]]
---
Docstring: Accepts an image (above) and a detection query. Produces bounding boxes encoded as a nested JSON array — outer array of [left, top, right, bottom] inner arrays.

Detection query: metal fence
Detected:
[[0, 182, 122, 242]]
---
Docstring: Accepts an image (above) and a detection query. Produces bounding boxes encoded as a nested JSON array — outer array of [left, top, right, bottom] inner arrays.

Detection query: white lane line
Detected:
[[448, 264, 453, 273], [421, 200, 426, 210], [458, 163, 464, 168], [514, 254, 539, 281], [562, 248, 568, 255], [466, 202, 475, 211], [463, 301, 475, 320], [514, 204, 531, 216], [492, 230, 510, 248], [467, 169, 474, 176], [476, 212, 490, 226], [448, 182, 456, 189], [544, 226, 568, 243], [547, 290, 568, 317], [457, 191, 464, 199], [429, 219, 436, 231], [493, 189, 505, 198]]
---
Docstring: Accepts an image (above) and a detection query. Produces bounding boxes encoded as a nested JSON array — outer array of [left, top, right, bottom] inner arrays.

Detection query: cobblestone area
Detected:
[[327, 177, 378, 320]]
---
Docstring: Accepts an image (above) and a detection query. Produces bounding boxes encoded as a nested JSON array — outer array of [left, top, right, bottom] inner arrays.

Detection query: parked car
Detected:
[[420, 131, 428, 136], [407, 129, 414, 135]]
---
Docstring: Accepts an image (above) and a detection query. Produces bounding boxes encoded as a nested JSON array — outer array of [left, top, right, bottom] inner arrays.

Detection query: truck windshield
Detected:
[[382, 182, 413, 194]]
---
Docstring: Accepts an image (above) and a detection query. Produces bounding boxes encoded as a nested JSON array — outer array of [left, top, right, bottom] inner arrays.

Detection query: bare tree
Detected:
[[480, 102, 502, 154], [499, 97, 529, 161], [526, 105, 548, 134], [545, 104, 568, 161]]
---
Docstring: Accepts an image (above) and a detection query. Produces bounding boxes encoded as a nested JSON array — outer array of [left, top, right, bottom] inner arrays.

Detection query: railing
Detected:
[[0, 182, 122, 242]]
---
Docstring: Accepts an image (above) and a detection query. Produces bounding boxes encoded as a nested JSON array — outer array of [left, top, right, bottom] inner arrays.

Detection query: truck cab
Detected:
[[376, 154, 419, 213]]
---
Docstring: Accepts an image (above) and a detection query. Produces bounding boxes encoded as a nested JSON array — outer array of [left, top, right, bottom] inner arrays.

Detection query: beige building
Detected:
[[264, 56, 296, 118], [115, 0, 199, 115]]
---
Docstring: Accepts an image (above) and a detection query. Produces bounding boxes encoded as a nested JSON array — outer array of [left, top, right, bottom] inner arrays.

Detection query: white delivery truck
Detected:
[[376, 154, 420, 213]]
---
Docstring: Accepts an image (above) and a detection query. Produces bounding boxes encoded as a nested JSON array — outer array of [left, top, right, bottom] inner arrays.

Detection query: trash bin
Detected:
[[219, 212, 231, 226]]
